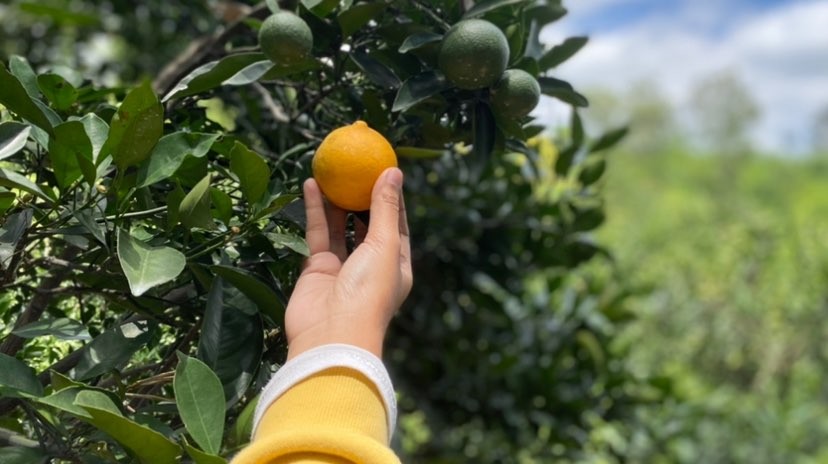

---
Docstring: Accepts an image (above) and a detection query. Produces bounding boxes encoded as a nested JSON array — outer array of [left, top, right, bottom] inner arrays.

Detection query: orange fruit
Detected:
[[312, 121, 397, 211]]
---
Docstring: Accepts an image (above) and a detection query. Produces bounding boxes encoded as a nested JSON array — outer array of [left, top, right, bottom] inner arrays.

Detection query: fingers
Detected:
[[365, 168, 403, 251], [398, 189, 413, 291], [354, 215, 368, 247], [303, 179, 329, 255]]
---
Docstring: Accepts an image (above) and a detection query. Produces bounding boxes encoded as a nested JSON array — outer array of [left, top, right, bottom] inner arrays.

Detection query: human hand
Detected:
[[284, 167, 412, 360]]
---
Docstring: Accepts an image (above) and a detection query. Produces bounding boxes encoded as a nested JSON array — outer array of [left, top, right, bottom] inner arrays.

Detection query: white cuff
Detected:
[[251, 344, 397, 441]]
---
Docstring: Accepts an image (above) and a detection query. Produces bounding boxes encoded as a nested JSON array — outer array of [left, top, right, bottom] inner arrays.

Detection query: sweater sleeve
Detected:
[[230, 367, 400, 464]]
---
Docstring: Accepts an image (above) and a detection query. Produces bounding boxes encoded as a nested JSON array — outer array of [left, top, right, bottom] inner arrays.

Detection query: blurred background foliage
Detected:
[[1, 1, 826, 463]]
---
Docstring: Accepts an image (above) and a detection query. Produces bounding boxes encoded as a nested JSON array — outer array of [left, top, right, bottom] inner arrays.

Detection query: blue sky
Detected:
[[536, 0, 828, 154]]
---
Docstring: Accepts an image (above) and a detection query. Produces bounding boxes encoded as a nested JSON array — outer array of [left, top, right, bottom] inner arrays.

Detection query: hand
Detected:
[[284, 167, 412, 360]]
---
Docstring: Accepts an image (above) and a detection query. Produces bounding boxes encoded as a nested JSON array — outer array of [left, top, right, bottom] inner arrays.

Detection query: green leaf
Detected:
[[210, 188, 233, 225], [117, 228, 186, 296], [0, 169, 53, 203], [265, 0, 280, 14], [230, 142, 270, 204], [0, 447, 47, 464], [0, 209, 32, 270], [579, 159, 606, 186], [74, 207, 107, 247], [571, 108, 584, 148], [73, 320, 156, 380], [175, 353, 226, 455], [266, 232, 310, 257], [0, 353, 43, 398], [0, 122, 30, 161], [392, 70, 449, 112], [184, 440, 228, 464], [9, 55, 40, 98], [554, 144, 578, 176], [137, 132, 219, 188], [103, 81, 164, 169], [472, 101, 496, 172], [338, 2, 387, 37], [163, 53, 267, 101], [211, 265, 285, 318], [538, 36, 589, 70], [74, 390, 180, 464], [221, 61, 274, 86], [37, 73, 78, 111], [398, 32, 442, 54], [12, 318, 91, 341], [395, 146, 448, 159], [350, 50, 400, 89], [197, 277, 264, 406], [229, 395, 258, 448], [48, 120, 95, 189], [0, 190, 15, 213], [38, 387, 93, 417], [252, 192, 299, 221], [538, 77, 589, 107], [0, 63, 55, 135], [302, 0, 339, 18], [463, 0, 531, 19], [179, 174, 215, 230], [590, 126, 629, 153], [78, 113, 109, 163]]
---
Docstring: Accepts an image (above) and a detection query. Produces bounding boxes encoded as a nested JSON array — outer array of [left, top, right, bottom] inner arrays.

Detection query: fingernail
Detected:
[[386, 167, 403, 188]]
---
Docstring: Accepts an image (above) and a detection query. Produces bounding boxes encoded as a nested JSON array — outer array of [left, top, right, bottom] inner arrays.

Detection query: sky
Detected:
[[536, 0, 828, 154]]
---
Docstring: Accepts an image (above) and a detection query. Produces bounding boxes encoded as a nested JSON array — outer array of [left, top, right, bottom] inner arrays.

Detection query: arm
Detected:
[[231, 168, 411, 464]]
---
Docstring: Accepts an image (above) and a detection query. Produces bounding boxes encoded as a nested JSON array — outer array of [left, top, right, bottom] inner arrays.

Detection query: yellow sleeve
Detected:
[[230, 367, 400, 464]]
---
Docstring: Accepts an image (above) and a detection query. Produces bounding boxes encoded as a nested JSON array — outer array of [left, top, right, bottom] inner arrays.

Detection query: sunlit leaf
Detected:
[[117, 229, 186, 296], [102, 81, 163, 169], [137, 132, 219, 188], [230, 142, 270, 204], [175, 353, 226, 455], [0, 63, 55, 135], [0, 122, 30, 161], [12, 318, 91, 341], [179, 174, 215, 229]]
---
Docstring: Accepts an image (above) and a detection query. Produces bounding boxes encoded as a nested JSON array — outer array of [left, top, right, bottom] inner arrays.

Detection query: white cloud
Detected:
[[535, 0, 828, 154]]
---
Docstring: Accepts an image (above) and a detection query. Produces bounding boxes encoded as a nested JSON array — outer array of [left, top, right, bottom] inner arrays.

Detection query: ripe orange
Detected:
[[312, 121, 397, 211]]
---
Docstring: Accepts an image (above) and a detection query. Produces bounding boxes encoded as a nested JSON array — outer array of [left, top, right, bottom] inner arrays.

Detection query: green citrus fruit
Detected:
[[490, 69, 541, 118], [258, 11, 313, 66], [438, 19, 509, 90]]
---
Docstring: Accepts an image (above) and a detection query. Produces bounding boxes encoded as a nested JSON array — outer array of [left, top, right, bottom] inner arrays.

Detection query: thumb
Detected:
[[365, 167, 403, 249]]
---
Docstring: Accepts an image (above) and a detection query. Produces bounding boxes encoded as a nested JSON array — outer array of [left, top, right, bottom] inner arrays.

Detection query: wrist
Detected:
[[287, 326, 385, 360]]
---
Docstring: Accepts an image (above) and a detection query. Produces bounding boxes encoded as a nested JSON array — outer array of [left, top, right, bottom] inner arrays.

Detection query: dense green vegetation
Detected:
[[600, 150, 828, 463]]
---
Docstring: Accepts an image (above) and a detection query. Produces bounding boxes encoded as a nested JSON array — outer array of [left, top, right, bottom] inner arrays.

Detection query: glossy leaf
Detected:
[[0, 122, 31, 160], [0, 63, 55, 135], [338, 2, 386, 37], [538, 77, 589, 107], [48, 120, 95, 189], [197, 277, 264, 406], [398, 32, 442, 53], [211, 265, 285, 318], [229, 395, 258, 448], [539, 36, 588, 70], [392, 70, 448, 112], [590, 126, 629, 153], [103, 81, 164, 169], [37, 73, 78, 111], [0, 169, 52, 203], [137, 132, 219, 188], [302, 0, 338, 18], [252, 193, 299, 221], [0, 209, 32, 269], [79, 113, 109, 163], [38, 386, 93, 417], [266, 232, 310, 257], [0, 447, 47, 464], [175, 353, 226, 455], [74, 390, 180, 464], [117, 228, 186, 296], [73, 320, 156, 380], [350, 50, 400, 89], [163, 53, 266, 101], [0, 353, 43, 398], [12, 318, 91, 341], [8, 55, 40, 98], [222, 61, 273, 86], [179, 174, 215, 229], [396, 146, 448, 159], [230, 142, 270, 204], [184, 440, 228, 464], [463, 0, 531, 19]]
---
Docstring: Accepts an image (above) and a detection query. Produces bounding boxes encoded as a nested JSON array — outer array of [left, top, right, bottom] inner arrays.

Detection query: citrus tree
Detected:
[[0, 1, 646, 462]]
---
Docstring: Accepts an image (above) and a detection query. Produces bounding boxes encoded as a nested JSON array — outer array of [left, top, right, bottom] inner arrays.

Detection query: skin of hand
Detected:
[[284, 167, 413, 360]]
